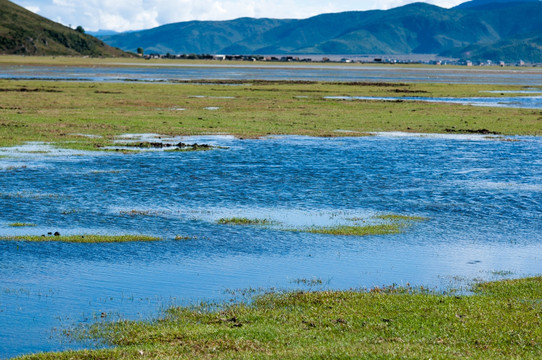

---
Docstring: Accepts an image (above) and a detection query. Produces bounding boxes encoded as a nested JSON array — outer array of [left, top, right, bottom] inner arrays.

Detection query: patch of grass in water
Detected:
[[490, 270, 515, 276], [345, 216, 366, 222], [0, 191, 61, 199], [304, 224, 403, 236], [294, 213, 428, 236], [8, 222, 36, 227], [217, 217, 274, 226], [291, 277, 325, 286], [174, 235, 198, 241], [4, 165, 28, 171], [0, 234, 161, 243], [119, 209, 157, 216], [27, 277, 542, 359], [90, 169, 123, 174], [375, 214, 429, 221]]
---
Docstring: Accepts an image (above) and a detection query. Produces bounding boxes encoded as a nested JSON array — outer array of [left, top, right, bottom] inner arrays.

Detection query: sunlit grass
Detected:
[[304, 223, 403, 236], [8, 222, 36, 227], [291, 213, 428, 236], [0, 234, 161, 243], [1, 78, 540, 150]]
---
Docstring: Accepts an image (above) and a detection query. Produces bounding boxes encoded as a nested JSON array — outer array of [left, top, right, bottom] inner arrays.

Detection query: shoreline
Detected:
[[14, 276, 542, 359]]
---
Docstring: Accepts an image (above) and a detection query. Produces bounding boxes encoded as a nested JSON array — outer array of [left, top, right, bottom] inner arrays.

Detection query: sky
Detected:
[[11, 0, 466, 32]]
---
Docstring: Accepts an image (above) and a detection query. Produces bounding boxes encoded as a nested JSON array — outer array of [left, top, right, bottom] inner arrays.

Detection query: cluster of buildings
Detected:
[[141, 53, 535, 67]]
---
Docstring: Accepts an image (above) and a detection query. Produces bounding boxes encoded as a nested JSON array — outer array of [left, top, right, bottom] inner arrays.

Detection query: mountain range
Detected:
[[98, 0, 542, 62], [0, 0, 129, 56], [0, 0, 540, 61]]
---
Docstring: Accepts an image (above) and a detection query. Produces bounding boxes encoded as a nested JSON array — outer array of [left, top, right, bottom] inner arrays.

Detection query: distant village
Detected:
[[140, 53, 536, 67]]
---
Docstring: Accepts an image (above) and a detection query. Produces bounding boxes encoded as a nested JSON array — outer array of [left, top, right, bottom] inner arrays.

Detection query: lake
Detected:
[[1, 133, 541, 358], [2, 63, 542, 85]]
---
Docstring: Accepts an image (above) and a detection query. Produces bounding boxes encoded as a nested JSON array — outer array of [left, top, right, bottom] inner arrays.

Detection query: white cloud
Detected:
[[51, 0, 74, 8], [23, 5, 40, 13], [10, 0, 466, 32]]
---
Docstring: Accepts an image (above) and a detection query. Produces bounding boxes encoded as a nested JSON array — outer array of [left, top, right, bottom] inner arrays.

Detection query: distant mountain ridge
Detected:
[[100, 0, 542, 62], [0, 0, 129, 56]]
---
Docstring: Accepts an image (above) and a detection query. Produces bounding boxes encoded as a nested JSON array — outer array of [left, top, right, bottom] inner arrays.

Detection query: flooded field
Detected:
[[1, 134, 541, 358], [2, 63, 542, 85]]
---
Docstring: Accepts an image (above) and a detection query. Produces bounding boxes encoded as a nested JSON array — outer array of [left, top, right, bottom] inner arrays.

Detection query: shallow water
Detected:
[[325, 95, 542, 109], [2, 64, 542, 85], [0, 134, 541, 358]]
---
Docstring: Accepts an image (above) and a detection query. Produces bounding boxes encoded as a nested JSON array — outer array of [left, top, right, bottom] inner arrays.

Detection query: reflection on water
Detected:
[[0, 135, 541, 358], [2, 64, 542, 85]]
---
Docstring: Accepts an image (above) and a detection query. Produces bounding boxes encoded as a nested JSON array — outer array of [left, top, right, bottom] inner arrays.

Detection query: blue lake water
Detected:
[[0, 134, 541, 358], [2, 63, 542, 85]]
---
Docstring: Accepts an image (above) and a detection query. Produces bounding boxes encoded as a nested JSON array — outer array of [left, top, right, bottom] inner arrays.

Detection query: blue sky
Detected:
[[11, 0, 465, 32]]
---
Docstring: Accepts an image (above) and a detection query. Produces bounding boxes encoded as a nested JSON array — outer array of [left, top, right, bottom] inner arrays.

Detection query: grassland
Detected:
[[0, 77, 540, 149], [0, 234, 161, 243], [16, 276, 542, 359]]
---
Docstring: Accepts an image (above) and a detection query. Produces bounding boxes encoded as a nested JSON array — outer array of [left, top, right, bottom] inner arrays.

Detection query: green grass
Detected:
[[294, 213, 428, 236], [0, 78, 540, 150], [7, 222, 36, 227], [304, 223, 403, 236], [217, 217, 273, 226], [16, 276, 542, 359], [0, 234, 161, 243]]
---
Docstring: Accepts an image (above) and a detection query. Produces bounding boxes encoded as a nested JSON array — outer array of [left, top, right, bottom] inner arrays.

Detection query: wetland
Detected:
[[0, 58, 540, 359]]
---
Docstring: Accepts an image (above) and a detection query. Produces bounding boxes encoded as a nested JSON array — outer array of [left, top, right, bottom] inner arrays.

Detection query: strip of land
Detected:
[[0, 235, 160, 243], [0, 79, 540, 149], [1, 55, 542, 70], [16, 277, 542, 359]]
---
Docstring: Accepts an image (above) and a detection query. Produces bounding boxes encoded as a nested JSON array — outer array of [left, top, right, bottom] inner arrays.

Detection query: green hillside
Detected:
[[0, 0, 129, 56], [100, 17, 293, 55], [100, 0, 542, 62]]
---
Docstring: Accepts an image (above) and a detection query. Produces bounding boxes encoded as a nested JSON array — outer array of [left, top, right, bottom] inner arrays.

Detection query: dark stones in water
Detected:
[[444, 128, 500, 135], [126, 142, 214, 151]]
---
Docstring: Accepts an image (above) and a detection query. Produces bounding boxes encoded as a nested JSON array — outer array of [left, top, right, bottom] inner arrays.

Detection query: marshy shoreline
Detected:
[[15, 276, 542, 359], [1, 57, 540, 359]]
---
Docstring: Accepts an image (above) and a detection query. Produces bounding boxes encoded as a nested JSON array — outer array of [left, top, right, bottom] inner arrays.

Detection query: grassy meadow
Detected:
[[0, 78, 541, 150]]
